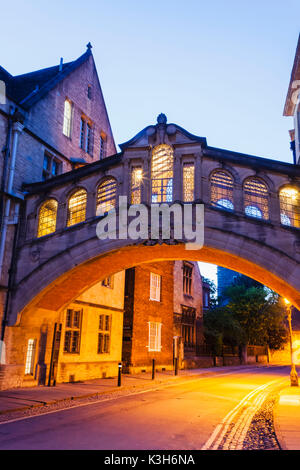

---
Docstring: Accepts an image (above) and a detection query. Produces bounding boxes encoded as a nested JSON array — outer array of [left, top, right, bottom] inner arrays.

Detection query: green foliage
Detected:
[[204, 281, 288, 351]]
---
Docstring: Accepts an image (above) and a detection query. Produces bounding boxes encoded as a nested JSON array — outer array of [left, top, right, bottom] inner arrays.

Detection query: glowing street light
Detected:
[[284, 298, 299, 387]]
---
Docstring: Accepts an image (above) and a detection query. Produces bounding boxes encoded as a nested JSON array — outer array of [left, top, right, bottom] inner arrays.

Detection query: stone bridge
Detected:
[[7, 114, 300, 324]]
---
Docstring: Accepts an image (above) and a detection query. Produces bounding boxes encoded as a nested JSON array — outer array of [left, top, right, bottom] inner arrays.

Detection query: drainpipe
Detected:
[[0, 121, 23, 276]]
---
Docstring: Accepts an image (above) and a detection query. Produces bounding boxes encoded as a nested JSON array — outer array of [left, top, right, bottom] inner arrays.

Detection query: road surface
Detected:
[[0, 366, 289, 450]]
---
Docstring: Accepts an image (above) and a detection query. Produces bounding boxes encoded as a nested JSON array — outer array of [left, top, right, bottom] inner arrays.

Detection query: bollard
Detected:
[[118, 362, 122, 387], [152, 359, 155, 380], [174, 357, 178, 376]]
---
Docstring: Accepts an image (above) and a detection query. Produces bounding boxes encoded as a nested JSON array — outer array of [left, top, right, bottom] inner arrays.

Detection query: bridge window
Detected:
[[131, 167, 143, 204], [151, 144, 173, 203], [96, 178, 117, 216], [183, 163, 195, 202], [37, 199, 58, 238], [210, 171, 234, 210], [244, 178, 269, 220], [279, 187, 300, 228], [67, 189, 87, 226]]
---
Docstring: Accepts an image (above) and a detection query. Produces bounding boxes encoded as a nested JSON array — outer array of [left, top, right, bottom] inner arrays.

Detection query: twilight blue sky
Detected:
[[1, 0, 299, 283]]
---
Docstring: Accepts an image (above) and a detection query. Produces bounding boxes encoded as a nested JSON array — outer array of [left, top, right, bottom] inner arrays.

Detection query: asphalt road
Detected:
[[0, 366, 290, 450]]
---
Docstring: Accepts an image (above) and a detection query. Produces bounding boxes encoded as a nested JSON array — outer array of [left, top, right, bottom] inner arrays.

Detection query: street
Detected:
[[0, 366, 290, 450]]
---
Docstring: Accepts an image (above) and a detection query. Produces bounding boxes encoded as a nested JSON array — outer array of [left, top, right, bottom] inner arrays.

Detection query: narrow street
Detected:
[[0, 366, 290, 450]]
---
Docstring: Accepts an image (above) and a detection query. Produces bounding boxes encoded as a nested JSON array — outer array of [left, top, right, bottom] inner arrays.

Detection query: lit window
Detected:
[[183, 262, 193, 295], [151, 144, 173, 203], [63, 99, 72, 137], [131, 167, 143, 204], [24, 339, 36, 375], [96, 178, 117, 216], [67, 189, 87, 227], [183, 163, 195, 202], [98, 314, 111, 354], [64, 309, 82, 353], [148, 322, 162, 352], [150, 272, 161, 302], [279, 187, 300, 228], [211, 171, 234, 210], [244, 178, 269, 220], [37, 199, 58, 238], [99, 135, 107, 159]]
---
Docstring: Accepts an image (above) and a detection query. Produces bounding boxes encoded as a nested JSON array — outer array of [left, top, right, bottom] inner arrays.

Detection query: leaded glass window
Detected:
[[96, 178, 117, 216], [183, 163, 195, 202], [67, 189, 87, 227], [131, 167, 143, 204], [37, 199, 58, 237], [279, 187, 300, 228], [63, 99, 72, 137], [151, 144, 173, 203], [244, 178, 269, 220], [210, 171, 234, 210]]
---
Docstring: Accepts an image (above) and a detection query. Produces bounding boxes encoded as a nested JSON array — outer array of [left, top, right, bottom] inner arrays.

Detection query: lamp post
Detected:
[[284, 299, 299, 387]]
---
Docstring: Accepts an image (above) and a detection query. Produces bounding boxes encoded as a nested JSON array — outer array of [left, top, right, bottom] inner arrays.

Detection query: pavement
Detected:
[[0, 365, 250, 414], [0, 364, 300, 450], [274, 383, 300, 450]]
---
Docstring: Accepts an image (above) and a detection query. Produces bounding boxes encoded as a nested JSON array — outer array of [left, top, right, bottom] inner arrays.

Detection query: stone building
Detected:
[[0, 44, 116, 348]]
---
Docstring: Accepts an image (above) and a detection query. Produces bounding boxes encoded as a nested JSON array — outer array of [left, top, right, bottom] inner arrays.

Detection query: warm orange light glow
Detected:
[[284, 298, 291, 306]]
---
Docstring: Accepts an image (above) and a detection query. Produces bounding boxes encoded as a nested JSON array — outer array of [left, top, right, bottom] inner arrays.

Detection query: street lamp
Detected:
[[284, 298, 299, 387]]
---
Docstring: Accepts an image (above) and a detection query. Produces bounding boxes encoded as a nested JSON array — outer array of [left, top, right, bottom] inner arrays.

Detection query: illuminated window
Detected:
[[151, 144, 173, 203], [183, 262, 193, 295], [150, 272, 161, 302], [96, 178, 117, 216], [63, 99, 72, 137], [244, 178, 269, 220], [131, 167, 143, 204], [64, 309, 82, 353], [279, 187, 300, 228], [211, 171, 234, 210], [98, 314, 111, 354], [67, 189, 87, 227], [183, 163, 195, 202], [148, 321, 162, 352], [37, 199, 58, 238], [24, 339, 36, 375]]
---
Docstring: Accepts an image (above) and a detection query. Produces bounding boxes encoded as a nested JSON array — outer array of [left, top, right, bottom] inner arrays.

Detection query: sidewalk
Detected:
[[274, 385, 300, 450], [0, 365, 256, 415]]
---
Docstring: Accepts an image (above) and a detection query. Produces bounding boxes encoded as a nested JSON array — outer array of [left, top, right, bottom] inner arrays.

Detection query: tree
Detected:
[[204, 281, 288, 352]]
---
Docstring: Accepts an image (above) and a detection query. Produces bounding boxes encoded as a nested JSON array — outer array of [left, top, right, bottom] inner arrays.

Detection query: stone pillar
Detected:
[[194, 153, 202, 201], [142, 156, 150, 204], [56, 202, 66, 231], [233, 183, 244, 214], [269, 192, 281, 225], [173, 151, 181, 201]]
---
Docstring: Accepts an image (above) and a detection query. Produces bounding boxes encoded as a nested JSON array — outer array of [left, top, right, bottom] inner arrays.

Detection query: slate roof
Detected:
[[1, 47, 92, 109]]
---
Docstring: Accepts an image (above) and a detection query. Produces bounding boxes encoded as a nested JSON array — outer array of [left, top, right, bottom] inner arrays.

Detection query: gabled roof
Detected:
[[284, 34, 300, 116], [2, 45, 92, 109]]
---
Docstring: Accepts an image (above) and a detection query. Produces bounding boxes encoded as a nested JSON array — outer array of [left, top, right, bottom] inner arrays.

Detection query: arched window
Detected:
[[151, 144, 173, 203], [210, 170, 234, 210], [67, 189, 87, 226], [131, 167, 143, 204], [279, 187, 300, 228], [96, 178, 117, 216], [244, 178, 269, 220], [37, 199, 58, 238]]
